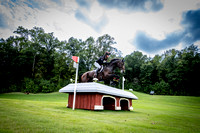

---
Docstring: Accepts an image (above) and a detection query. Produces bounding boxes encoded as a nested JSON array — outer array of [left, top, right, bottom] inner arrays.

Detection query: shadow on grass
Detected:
[[56, 106, 141, 114]]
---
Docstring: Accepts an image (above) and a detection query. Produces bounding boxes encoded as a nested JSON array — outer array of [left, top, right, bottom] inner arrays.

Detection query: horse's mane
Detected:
[[108, 58, 121, 65]]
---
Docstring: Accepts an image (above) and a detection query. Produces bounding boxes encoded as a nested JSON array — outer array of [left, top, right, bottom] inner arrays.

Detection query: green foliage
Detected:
[[24, 78, 35, 93], [23, 78, 59, 93], [39, 79, 55, 93], [153, 80, 170, 95], [0, 26, 121, 93], [1, 26, 200, 95], [124, 45, 200, 96]]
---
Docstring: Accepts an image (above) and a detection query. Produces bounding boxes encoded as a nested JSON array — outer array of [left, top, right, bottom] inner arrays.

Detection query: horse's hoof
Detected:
[[93, 78, 98, 82]]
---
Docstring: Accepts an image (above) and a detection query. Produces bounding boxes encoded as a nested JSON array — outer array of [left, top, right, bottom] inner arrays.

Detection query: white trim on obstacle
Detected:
[[120, 98, 133, 110], [101, 95, 119, 110], [94, 105, 104, 110], [101, 95, 117, 106], [116, 106, 121, 110]]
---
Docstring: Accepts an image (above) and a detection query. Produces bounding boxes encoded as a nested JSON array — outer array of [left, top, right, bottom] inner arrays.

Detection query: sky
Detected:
[[0, 0, 200, 57]]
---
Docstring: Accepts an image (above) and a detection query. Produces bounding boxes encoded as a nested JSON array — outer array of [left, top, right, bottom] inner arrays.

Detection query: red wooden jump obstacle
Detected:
[[59, 82, 138, 111]]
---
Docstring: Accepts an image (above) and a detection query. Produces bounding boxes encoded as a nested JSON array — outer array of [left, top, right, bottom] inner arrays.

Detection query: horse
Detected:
[[80, 58, 125, 84]]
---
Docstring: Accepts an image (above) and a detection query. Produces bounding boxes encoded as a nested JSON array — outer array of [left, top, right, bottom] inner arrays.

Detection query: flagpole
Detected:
[[122, 76, 125, 91], [72, 57, 79, 110]]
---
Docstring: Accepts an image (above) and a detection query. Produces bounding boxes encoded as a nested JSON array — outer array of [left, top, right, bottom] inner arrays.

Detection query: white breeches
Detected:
[[94, 62, 101, 69]]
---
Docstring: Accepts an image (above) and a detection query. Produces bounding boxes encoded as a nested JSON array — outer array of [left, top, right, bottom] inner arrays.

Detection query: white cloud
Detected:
[[103, 0, 200, 56], [0, 0, 199, 57], [194, 40, 200, 49]]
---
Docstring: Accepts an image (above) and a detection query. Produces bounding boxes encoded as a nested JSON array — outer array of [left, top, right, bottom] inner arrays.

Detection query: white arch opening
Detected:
[[101, 95, 117, 110]]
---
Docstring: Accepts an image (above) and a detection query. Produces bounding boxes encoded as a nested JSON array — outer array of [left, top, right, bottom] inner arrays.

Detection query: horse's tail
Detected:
[[79, 72, 88, 82], [79, 71, 94, 82]]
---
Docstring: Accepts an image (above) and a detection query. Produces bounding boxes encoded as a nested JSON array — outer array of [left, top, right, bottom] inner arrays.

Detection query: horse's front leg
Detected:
[[105, 73, 119, 80]]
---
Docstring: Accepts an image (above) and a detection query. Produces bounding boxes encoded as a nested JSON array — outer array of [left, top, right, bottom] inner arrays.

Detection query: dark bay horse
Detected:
[[80, 58, 125, 83]]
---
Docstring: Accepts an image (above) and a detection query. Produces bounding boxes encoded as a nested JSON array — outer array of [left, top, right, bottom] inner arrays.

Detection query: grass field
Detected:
[[0, 91, 199, 133]]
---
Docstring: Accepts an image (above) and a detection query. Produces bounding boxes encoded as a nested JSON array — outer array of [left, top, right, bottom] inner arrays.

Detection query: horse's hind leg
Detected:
[[87, 72, 94, 82], [80, 73, 88, 82]]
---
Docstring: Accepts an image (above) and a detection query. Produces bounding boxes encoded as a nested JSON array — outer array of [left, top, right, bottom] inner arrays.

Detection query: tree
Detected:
[[124, 51, 148, 91], [1, 26, 199, 96]]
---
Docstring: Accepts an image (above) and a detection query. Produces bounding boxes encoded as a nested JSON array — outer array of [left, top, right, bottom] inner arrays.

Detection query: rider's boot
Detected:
[[93, 69, 99, 80]]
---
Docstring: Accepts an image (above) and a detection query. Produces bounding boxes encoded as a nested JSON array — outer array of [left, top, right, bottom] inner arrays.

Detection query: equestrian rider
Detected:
[[94, 51, 111, 78]]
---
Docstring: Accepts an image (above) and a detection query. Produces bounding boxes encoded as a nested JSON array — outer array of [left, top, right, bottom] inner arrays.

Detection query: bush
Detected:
[[153, 80, 170, 95], [39, 79, 55, 93], [54, 78, 70, 91], [23, 78, 56, 93], [24, 78, 35, 93], [143, 85, 153, 93]]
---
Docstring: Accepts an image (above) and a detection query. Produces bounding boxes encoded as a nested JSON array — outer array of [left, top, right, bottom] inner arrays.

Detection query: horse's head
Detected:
[[119, 58, 125, 73], [115, 58, 125, 73], [108, 58, 125, 73]]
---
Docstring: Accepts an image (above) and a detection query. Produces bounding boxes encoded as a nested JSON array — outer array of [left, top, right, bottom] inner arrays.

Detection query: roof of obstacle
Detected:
[[59, 82, 138, 100]]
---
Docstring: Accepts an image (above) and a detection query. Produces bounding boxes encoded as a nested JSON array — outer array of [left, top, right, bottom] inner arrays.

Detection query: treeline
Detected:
[[0, 26, 121, 93], [125, 46, 200, 96], [1, 26, 200, 96]]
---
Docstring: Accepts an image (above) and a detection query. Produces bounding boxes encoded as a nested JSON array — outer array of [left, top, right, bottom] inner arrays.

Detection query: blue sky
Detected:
[[0, 0, 200, 56]]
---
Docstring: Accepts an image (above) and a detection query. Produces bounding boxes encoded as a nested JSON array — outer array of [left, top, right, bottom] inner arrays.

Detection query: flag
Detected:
[[72, 56, 79, 63], [73, 62, 78, 68]]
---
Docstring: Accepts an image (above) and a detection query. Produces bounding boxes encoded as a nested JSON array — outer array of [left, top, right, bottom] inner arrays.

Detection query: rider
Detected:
[[94, 51, 111, 78]]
